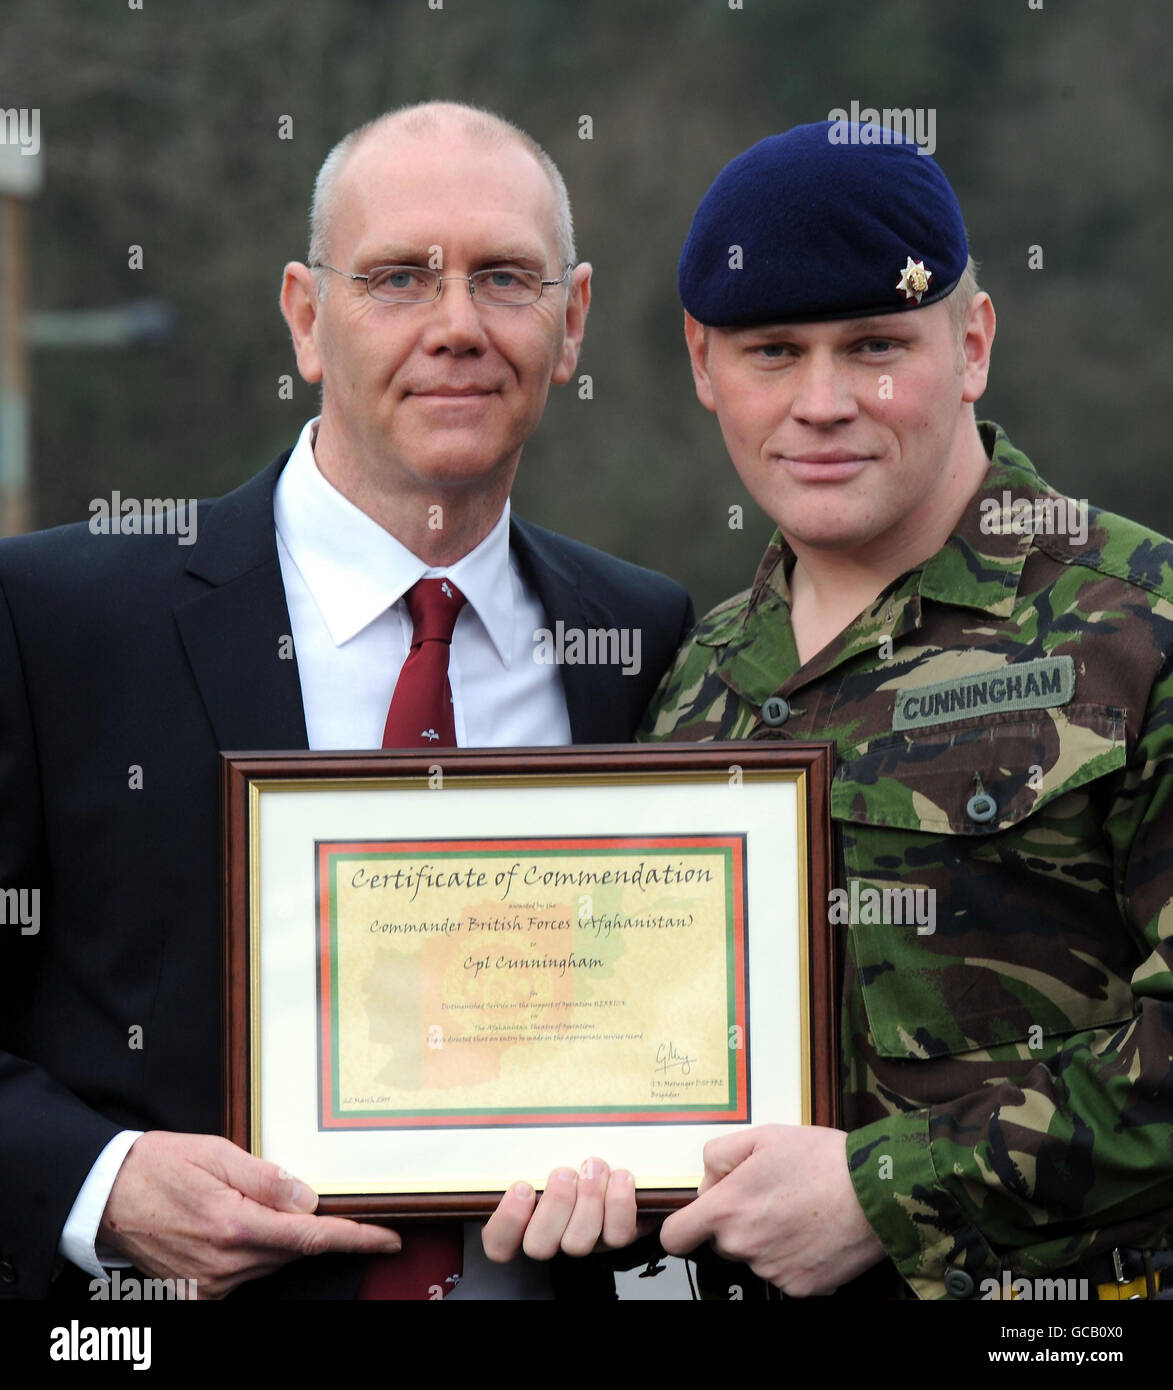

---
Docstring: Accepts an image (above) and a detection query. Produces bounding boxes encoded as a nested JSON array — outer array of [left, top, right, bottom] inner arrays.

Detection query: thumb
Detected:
[[212, 1140, 319, 1214], [697, 1128, 759, 1195]]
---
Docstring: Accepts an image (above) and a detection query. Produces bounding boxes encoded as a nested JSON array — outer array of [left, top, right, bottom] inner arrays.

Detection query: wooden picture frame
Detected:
[[221, 743, 837, 1218]]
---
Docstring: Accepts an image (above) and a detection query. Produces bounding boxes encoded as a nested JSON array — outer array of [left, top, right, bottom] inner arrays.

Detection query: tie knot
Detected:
[[406, 577, 466, 645]]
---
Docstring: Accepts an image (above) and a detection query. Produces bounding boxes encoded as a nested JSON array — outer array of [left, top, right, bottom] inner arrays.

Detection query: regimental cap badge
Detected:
[[896, 255, 932, 304]]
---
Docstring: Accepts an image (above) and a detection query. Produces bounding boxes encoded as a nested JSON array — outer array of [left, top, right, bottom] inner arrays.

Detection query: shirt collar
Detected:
[[433, 498, 515, 668], [273, 417, 516, 663]]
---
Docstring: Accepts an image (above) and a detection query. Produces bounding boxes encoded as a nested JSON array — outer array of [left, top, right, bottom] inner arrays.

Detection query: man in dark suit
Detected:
[[0, 101, 692, 1301]]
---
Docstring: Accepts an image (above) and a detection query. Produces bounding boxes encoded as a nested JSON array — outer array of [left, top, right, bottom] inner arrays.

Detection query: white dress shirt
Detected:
[[61, 416, 571, 1297], [275, 417, 571, 751]]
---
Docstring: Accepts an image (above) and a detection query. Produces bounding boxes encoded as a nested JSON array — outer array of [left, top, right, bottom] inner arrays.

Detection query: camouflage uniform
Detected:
[[639, 422, 1173, 1300]]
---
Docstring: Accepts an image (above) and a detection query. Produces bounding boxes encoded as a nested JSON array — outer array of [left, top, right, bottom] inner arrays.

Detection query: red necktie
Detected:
[[361, 577, 466, 1298], [381, 578, 466, 750]]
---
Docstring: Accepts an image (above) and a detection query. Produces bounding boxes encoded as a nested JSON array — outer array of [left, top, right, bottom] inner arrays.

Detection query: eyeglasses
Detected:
[[310, 262, 573, 307]]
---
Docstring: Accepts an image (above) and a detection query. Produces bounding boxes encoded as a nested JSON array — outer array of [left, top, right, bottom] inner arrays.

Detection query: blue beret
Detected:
[[678, 120, 968, 326]]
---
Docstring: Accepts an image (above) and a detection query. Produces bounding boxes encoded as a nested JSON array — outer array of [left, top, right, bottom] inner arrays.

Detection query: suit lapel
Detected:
[[509, 516, 629, 744], [174, 452, 309, 751]]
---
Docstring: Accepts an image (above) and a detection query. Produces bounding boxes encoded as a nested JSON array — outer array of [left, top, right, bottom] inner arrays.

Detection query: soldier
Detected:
[[631, 121, 1173, 1301]]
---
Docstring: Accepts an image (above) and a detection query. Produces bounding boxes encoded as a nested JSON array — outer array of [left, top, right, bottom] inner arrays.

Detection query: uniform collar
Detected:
[[707, 422, 1050, 704], [917, 421, 1041, 619]]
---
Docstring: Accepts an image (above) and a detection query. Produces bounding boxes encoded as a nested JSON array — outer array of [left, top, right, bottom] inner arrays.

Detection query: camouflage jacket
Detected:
[[639, 422, 1173, 1300]]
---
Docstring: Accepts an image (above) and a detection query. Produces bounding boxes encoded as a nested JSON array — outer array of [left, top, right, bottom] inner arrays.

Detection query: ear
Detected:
[[551, 262, 592, 385], [960, 292, 996, 404], [684, 312, 717, 414], [280, 262, 325, 385]]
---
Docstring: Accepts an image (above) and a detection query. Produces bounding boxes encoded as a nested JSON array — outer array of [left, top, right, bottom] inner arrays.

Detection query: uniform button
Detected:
[[966, 792, 998, 824], [0, 1260, 16, 1284], [761, 696, 790, 727], [944, 1268, 975, 1299]]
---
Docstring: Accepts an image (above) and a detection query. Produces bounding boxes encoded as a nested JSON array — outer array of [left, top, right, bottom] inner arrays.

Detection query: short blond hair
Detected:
[[946, 255, 981, 342]]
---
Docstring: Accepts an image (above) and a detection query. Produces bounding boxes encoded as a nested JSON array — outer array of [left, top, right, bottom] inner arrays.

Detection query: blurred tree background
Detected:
[[1, 0, 1169, 614]]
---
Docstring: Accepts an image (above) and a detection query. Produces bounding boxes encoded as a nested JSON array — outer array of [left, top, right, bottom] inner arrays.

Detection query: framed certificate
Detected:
[[221, 743, 837, 1217]]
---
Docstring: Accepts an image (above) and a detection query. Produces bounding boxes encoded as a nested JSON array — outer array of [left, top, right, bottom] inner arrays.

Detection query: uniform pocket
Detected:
[[831, 706, 1136, 1059]]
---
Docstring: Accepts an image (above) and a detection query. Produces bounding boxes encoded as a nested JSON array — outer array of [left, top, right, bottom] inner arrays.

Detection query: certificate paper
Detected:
[[317, 835, 748, 1129], [222, 746, 836, 1213]]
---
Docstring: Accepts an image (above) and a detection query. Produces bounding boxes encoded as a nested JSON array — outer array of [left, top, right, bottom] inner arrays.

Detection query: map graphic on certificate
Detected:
[[314, 835, 749, 1130]]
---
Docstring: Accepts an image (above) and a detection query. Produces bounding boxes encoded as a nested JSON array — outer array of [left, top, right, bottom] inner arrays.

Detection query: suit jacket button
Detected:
[[0, 1259, 17, 1284], [761, 696, 790, 727], [944, 1268, 975, 1298]]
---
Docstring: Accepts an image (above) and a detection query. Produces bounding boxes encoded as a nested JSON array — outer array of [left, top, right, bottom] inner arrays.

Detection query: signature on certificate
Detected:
[[654, 1041, 695, 1076]]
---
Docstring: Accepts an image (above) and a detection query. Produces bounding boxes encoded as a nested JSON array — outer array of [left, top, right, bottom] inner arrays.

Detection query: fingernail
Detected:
[[289, 1180, 318, 1212], [553, 1167, 577, 1184], [383, 1234, 403, 1252], [610, 1169, 633, 1186], [512, 1181, 534, 1201], [579, 1158, 606, 1179]]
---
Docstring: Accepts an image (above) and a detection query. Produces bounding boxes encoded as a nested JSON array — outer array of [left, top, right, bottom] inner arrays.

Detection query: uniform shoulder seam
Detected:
[[1034, 517, 1173, 604]]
